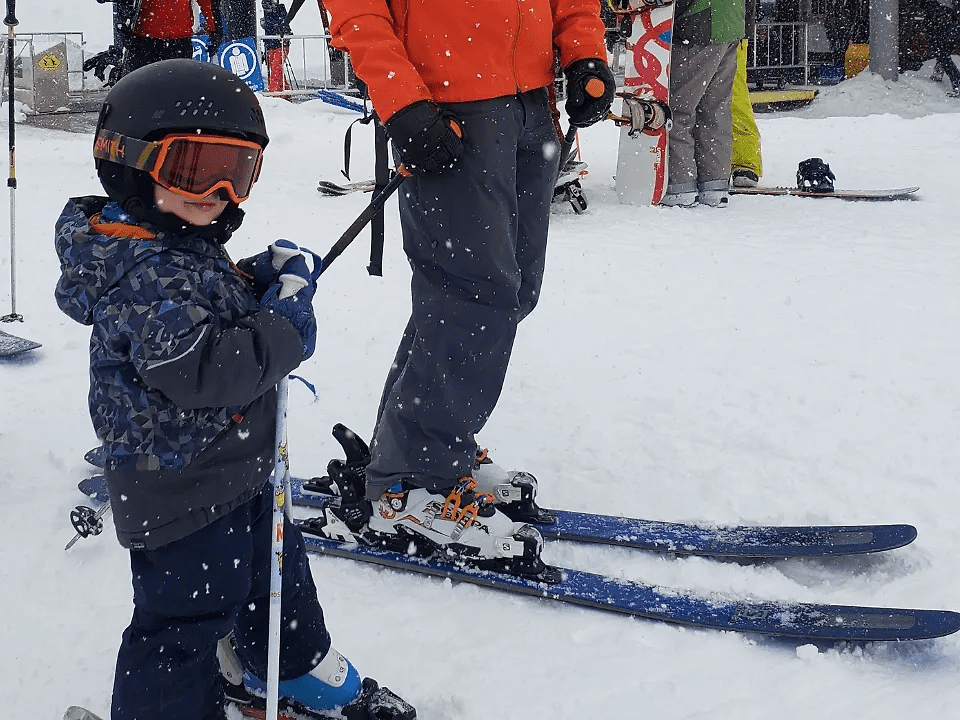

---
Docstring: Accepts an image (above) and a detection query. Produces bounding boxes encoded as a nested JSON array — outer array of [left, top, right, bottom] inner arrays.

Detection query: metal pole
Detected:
[[266, 377, 290, 720], [3, 0, 19, 323], [869, 0, 899, 82]]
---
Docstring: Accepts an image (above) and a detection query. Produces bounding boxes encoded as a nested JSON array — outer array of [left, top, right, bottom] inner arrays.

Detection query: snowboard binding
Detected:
[[796, 157, 835, 193], [611, 94, 672, 136]]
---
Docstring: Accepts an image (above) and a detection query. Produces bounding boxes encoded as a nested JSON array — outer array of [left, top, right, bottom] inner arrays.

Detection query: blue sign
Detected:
[[190, 35, 265, 93], [216, 38, 265, 92], [192, 36, 210, 63]]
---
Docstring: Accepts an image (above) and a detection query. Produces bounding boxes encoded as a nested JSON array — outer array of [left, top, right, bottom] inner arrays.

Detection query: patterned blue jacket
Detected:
[[55, 196, 304, 549]]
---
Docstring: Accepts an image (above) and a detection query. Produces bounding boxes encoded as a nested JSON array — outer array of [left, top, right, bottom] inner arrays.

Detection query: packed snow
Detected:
[[3, 7, 960, 720]]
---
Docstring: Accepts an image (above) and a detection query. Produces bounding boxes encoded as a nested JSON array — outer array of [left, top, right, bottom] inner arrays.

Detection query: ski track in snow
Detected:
[[3, 10, 960, 718]]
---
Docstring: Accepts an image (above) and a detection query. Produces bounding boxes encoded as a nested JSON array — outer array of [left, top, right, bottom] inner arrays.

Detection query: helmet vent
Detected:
[[174, 99, 219, 117]]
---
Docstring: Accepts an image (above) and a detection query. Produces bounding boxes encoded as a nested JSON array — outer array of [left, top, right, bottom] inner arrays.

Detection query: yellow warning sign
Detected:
[[38, 54, 62, 72]]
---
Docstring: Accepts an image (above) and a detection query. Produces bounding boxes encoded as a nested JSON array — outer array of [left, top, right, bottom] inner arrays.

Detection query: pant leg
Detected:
[[234, 486, 332, 679], [365, 89, 558, 498], [693, 41, 739, 184], [375, 317, 415, 428], [112, 484, 331, 720], [514, 91, 556, 322], [731, 38, 763, 177], [938, 52, 960, 92], [667, 42, 714, 189]]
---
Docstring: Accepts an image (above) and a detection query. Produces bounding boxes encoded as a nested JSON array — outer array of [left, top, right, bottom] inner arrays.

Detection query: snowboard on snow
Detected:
[[729, 186, 920, 201], [613, 0, 675, 206]]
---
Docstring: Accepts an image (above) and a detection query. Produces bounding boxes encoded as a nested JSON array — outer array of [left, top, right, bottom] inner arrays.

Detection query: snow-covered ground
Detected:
[[4, 6, 960, 720]]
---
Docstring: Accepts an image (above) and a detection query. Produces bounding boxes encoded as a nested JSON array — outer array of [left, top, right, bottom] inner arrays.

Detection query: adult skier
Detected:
[[83, 0, 220, 84], [54, 59, 414, 720], [319, 0, 614, 573]]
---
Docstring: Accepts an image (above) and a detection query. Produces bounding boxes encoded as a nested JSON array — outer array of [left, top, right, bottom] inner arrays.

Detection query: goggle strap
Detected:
[[93, 130, 161, 172]]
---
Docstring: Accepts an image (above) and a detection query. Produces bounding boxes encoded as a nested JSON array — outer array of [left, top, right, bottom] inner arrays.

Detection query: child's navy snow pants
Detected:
[[111, 481, 332, 720]]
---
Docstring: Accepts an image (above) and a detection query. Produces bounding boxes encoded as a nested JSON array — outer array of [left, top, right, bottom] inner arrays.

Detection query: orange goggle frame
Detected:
[[94, 130, 264, 203]]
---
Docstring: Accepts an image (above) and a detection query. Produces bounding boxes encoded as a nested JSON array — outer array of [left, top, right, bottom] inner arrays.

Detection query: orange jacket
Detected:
[[323, 0, 608, 122], [134, 0, 216, 40]]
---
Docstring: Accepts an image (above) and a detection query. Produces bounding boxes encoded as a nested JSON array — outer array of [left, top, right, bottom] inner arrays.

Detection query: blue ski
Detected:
[[77, 474, 917, 559], [298, 529, 960, 642], [71, 476, 960, 641]]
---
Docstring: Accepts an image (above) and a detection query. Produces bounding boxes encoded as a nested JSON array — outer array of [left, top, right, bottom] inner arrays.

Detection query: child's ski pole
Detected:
[[266, 376, 290, 720]]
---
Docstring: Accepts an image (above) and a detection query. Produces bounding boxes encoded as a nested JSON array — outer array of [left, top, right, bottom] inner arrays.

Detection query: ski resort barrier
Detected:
[[748, 21, 810, 89], [1, 32, 97, 114]]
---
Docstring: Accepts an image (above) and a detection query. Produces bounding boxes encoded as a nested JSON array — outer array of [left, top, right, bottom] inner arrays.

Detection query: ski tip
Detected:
[[65, 707, 104, 720], [0, 328, 42, 356]]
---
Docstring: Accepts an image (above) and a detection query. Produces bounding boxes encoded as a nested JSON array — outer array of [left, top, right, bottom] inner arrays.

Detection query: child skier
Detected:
[[54, 59, 414, 720]]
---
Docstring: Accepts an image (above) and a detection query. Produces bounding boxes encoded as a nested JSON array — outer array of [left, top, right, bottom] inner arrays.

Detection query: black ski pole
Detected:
[[318, 167, 409, 276], [2, 0, 19, 323], [556, 124, 578, 184], [556, 75, 609, 185]]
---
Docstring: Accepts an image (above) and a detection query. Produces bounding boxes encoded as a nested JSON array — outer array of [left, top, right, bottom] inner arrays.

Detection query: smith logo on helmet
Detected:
[[93, 133, 126, 163]]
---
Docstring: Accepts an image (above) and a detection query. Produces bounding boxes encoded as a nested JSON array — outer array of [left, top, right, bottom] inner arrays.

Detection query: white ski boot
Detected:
[[365, 478, 554, 580], [473, 448, 556, 524]]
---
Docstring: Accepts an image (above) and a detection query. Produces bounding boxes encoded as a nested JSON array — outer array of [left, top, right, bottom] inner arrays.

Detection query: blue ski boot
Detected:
[[242, 648, 362, 713]]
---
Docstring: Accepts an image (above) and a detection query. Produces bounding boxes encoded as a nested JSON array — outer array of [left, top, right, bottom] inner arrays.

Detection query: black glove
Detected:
[[564, 58, 617, 128], [205, 23, 224, 52], [384, 100, 463, 175], [83, 46, 124, 86]]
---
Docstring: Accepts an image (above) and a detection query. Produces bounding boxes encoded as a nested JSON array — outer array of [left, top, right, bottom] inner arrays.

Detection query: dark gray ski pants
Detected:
[[365, 89, 560, 499]]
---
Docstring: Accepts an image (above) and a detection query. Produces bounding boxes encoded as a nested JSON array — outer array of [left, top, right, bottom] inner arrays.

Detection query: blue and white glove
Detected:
[[239, 239, 322, 291], [260, 241, 322, 360]]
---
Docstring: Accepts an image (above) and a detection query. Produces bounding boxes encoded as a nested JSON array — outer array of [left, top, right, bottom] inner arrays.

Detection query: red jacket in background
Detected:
[[323, 0, 608, 122], [134, 0, 216, 40]]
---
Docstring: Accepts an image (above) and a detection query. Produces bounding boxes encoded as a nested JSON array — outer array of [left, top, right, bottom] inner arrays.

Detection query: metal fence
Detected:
[[748, 21, 810, 88], [256, 34, 359, 95]]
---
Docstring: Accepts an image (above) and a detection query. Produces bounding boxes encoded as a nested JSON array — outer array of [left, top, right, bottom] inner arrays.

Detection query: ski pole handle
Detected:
[[584, 77, 606, 99], [557, 76, 606, 175], [4, 0, 16, 27]]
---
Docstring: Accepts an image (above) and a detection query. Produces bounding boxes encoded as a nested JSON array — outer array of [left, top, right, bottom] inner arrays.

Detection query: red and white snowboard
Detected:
[[613, 1, 675, 206]]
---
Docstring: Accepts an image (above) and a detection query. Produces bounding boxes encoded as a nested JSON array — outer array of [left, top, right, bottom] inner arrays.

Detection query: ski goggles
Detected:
[[94, 130, 264, 203]]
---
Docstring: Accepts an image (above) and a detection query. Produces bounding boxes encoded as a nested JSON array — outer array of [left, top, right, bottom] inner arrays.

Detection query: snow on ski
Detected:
[[298, 529, 960, 642], [75, 473, 918, 559]]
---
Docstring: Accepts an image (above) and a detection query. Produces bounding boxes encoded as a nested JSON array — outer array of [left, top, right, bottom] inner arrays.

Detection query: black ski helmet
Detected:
[[94, 58, 269, 218]]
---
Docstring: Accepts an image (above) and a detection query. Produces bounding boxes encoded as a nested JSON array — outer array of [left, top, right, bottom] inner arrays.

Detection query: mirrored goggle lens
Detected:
[[155, 138, 262, 201]]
